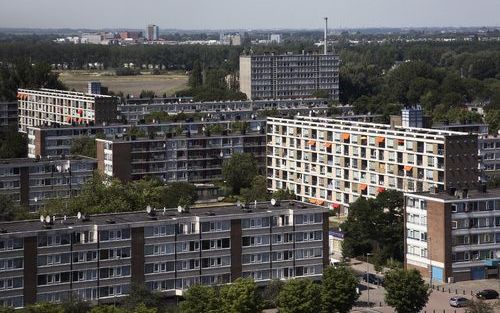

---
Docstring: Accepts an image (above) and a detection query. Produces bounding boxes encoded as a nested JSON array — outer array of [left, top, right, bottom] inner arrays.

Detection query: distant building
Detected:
[[17, 89, 118, 133], [87, 81, 101, 95], [81, 33, 102, 44], [390, 106, 431, 129], [0, 101, 17, 128], [404, 187, 500, 283], [433, 123, 489, 135], [119, 31, 142, 40], [270, 34, 281, 44], [479, 135, 500, 182], [0, 200, 328, 308], [0, 156, 96, 212], [239, 53, 340, 100], [146, 24, 159, 41], [220, 33, 242, 46]]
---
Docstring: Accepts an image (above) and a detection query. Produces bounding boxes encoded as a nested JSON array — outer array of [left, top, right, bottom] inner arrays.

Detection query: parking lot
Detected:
[[349, 259, 500, 313]]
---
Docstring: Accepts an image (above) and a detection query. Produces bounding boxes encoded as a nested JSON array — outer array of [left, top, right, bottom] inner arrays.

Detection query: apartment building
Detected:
[[404, 187, 500, 283], [0, 101, 17, 128], [17, 89, 118, 132], [0, 156, 96, 212], [96, 120, 266, 183], [480, 135, 500, 181], [267, 116, 479, 215], [118, 98, 336, 124], [239, 53, 339, 100], [0, 200, 328, 308]]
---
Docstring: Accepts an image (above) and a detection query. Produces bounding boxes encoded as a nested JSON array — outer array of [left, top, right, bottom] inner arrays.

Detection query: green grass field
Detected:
[[58, 70, 189, 97]]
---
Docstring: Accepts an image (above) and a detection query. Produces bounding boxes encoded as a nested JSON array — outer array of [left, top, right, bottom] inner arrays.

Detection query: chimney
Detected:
[[324, 17, 328, 55]]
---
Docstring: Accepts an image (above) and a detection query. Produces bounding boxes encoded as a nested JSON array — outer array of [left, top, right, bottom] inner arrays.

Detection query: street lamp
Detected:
[[366, 252, 373, 307]]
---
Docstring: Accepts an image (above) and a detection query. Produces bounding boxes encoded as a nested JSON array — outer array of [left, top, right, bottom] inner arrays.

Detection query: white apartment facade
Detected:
[[17, 89, 117, 132], [267, 116, 479, 215]]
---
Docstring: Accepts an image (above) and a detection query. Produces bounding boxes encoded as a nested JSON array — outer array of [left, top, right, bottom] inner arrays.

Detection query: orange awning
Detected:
[[376, 136, 385, 143], [309, 198, 317, 204], [307, 140, 316, 146], [360, 184, 367, 191], [342, 133, 350, 140], [316, 200, 325, 205], [404, 165, 413, 171], [377, 187, 385, 193], [398, 139, 405, 145], [324, 142, 332, 148], [333, 203, 340, 209]]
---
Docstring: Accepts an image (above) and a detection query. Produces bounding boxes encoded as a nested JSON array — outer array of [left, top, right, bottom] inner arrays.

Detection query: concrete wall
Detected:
[[239, 56, 252, 100]]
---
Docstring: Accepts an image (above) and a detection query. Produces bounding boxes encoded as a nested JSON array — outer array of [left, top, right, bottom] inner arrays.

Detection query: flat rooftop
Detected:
[[0, 200, 326, 234], [0, 155, 97, 166], [408, 187, 500, 201]]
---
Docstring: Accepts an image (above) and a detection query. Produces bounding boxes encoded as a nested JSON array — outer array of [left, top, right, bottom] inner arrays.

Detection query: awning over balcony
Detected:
[[404, 165, 413, 171], [376, 136, 385, 143], [342, 133, 350, 140], [324, 142, 332, 148], [307, 140, 316, 146], [377, 187, 385, 193]]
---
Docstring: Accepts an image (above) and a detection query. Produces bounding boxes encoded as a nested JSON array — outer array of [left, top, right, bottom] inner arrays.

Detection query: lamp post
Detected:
[[366, 252, 373, 307]]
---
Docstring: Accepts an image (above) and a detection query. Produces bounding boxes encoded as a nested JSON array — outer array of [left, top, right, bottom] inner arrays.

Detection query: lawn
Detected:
[[58, 70, 189, 97]]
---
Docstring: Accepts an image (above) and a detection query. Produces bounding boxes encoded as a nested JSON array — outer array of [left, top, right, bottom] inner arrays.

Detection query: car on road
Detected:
[[475, 289, 499, 300], [362, 273, 384, 285], [449, 296, 469, 308]]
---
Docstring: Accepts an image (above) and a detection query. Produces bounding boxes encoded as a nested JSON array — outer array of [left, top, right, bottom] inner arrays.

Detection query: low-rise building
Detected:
[[0, 200, 328, 308], [17, 89, 118, 133], [96, 120, 266, 183], [479, 135, 500, 182], [0, 156, 96, 212], [404, 187, 500, 283], [267, 116, 479, 215]]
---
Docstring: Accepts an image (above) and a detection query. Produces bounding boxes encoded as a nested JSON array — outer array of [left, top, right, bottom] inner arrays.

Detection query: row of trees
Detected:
[[180, 266, 359, 313], [42, 173, 198, 217]]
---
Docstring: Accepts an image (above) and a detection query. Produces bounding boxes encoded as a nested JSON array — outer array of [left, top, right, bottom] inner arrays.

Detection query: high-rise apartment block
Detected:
[[480, 135, 500, 182], [87, 82, 102, 95], [0, 156, 96, 211], [0, 101, 17, 128], [146, 24, 159, 41], [404, 187, 500, 283], [267, 116, 479, 214], [17, 89, 118, 133], [96, 120, 266, 183], [239, 53, 339, 100], [0, 201, 328, 308]]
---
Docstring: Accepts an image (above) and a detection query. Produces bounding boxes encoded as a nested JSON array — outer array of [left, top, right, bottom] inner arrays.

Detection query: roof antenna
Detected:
[[324, 17, 328, 55]]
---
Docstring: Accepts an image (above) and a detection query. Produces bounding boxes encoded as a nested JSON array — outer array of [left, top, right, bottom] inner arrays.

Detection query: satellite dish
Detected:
[[177, 206, 183, 213], [257, 125, 261, 131], [146, 205, 152, 214], [237, 200, 241, 207], [40, 215, 45, 223], [45, 216, 51, 223], [271, 198, 277, 206], [163, 207, 166, 214], [64, 215, 67, 221], [77, 212, 82, 220]]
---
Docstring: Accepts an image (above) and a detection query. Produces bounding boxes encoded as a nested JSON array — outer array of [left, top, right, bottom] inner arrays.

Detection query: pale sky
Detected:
[[0, 0, 499, 30]]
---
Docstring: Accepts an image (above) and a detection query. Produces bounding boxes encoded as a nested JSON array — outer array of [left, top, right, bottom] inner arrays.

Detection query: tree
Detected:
[[0, 127, 27, 158], [465, 299, 495, 313], [220, 277, 261, 313], [60, 298, 91, 313], [89, 306, 125, 313], [163, 182, 198, 208], [70, 137, 97, 158], [0, 194, 28, 221], [271, 189, 297, 201], [188, 61, 203, 88], [277, 278, 321, 313], [312, 90, 330, 99], [222, 153, 258, 194], [241, 175, 268, 203], [260, 279, 284, 309], [320, 265, 360, 313], [180, 284, 219, 313], [384, 268, 429, 313], [25, 303, 65, 313], [121, 283, 163, 312]]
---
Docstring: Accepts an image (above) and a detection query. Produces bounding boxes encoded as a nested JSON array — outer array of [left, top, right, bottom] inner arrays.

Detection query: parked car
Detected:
[[475, 289, 499, 300], [362, 273, 384, 285], [449, 297, 469, 308]]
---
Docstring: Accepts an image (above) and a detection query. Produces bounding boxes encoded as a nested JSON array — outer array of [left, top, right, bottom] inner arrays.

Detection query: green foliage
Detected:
[[277, 278, 321, 313], [115, 67, 141, 76], [179, 284, 219, 313], [89, 306, 124, 313], [220, 277, 261, 313], [465, 299, 495, 313], [25, 303, 65, 313], [260, 279, 284, 309], [60, 298, 92, 313], [241, 175, 268, 203], [0, 194, 29, 221], [222, 153, 258, 194], [341, 190, 404, 267], [320, 265, 360, 313], [271, 189, 297, 201], [384, 268, 430, 313], [144, 112, 204, 124], [127, 126, 146, 138], [0, 127, 27, 158], [312, 90, 330, 99], [42, 173, 198, 216], [139, 90, 156, 98], [485, 110, 500, 134], [231, 120, 248, 133], [188, 61, 203, 88], [70, 137, 96, 158]]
